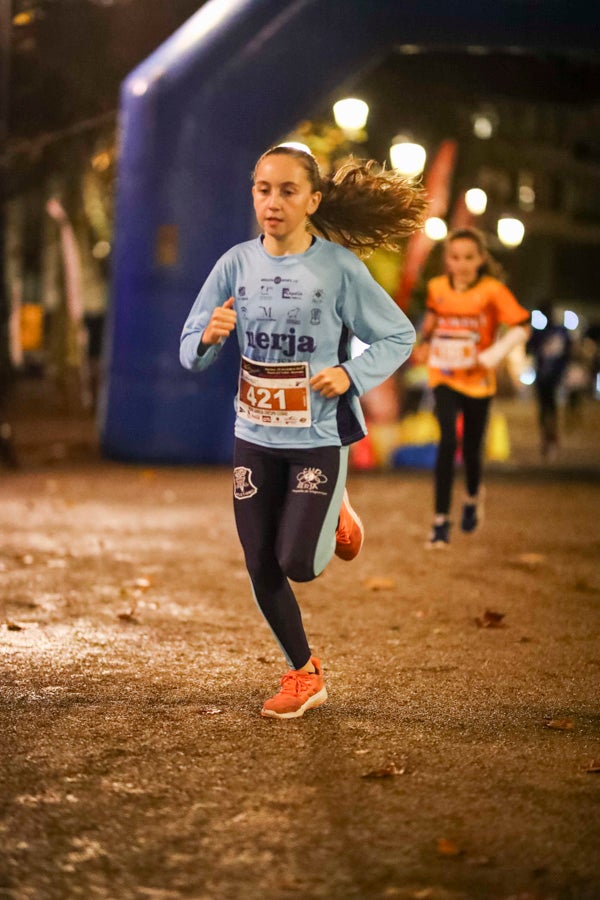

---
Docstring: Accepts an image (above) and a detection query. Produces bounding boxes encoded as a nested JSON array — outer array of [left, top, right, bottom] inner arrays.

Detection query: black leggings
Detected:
[[433, 385, 491, 516], [233, 438, 348, 669], [534, 377, 559, 445]]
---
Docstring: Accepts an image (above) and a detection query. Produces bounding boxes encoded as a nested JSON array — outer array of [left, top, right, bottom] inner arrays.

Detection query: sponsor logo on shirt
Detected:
[[438, 314, 482, 330], [282, 287, 303, 300], [286, 307, 301, 324], [245, 327, 316, 357]]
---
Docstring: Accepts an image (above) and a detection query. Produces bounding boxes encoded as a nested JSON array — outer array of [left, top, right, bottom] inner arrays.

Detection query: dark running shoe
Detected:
[[461, 502, 478, 533], [461, 491, 485, 533], [426, 519, 451, 549]]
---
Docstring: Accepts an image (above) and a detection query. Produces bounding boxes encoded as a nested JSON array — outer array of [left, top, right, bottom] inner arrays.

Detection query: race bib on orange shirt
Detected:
[[238, 356, 311, 427], [429, 329, 478, 370]]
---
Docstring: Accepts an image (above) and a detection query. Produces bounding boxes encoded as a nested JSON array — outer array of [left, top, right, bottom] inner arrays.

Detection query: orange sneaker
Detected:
[[261, 657, 327, 719], [335, 488, 364, 561]]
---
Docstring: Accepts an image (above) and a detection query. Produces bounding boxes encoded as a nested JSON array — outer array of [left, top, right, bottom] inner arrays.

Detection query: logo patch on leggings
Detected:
[[293, 467, 328, 495], [233, 466, 257, 499]]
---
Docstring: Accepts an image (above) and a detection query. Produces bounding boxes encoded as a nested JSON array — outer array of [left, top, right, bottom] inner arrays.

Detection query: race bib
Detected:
[[237, 356, 311, 427], [429, 330, 478, 370]]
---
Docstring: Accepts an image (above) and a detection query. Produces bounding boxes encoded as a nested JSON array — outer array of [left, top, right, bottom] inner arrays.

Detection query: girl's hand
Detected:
[[310, 366, 351, 398], [201, 297, 236, 346]]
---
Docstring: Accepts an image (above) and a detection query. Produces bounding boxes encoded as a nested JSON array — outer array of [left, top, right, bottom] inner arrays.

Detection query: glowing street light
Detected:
[[92, 241, 111, 260], [520, 367, 536, 386], [563, 310, 579, 331], [424, 217, 448, 241], [465, 188, 487, 215], [497, 216, 525, 248], [472, 115, 493, 139], [389, 137, 426, 177], [332, 98, 369, 133], [531, 310, 548, 330]]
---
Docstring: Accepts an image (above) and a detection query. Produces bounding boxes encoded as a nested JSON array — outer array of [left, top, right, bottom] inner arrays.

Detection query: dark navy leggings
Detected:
[[233, 438, 348, 669], [433, 385, 491, 516]]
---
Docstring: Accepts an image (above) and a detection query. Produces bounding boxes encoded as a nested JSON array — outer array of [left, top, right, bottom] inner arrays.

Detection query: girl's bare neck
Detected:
[[263, 233, 313, 257], [450, 274, 481, 292]]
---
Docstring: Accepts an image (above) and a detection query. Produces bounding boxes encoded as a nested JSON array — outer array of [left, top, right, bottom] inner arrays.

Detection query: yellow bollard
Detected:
[[485, 411, 511, 462]]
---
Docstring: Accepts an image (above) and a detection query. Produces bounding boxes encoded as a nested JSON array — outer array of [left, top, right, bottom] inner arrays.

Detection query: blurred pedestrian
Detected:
[[180, 145, 425, 718], [414, 227, 530, 548], [526, 302, 571, 459]]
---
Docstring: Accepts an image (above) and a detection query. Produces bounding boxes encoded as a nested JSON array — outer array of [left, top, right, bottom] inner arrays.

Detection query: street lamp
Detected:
[[389, 136, 426, 178], [563, 311, 579, 331], [497, 216, 525, 248], [471, 106, 498, 140], [465, 188, 487, 215], [332, 98, 369, 135], [424, 217, 448, 241]]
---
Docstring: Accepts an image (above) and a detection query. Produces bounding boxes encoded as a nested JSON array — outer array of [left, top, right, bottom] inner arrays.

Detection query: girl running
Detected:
[[180, 145, 425, 718], [417, 227, 530, 548]]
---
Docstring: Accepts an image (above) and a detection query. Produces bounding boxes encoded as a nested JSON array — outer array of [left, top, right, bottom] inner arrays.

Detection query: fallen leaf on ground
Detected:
[[133, 577, 152, 590], [362, 762, 406, 778], [544, 718, 574, 731], [5, 620, 25, 631], [584, 759, 600, 773], [117, 612, 139, 624], [363, 576, 396, 591], [516, 553, 546, 566], [436, 837, 463, 857], [118, 584, 142, 621], [475, 609, 506, 628], [199, 707, 223, 715]]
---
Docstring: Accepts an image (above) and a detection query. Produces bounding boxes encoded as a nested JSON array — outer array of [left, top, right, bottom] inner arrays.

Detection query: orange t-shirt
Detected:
[[425, 274, 529, 398]]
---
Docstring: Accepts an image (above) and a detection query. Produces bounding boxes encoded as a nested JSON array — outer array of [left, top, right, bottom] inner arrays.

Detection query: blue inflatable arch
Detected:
[[100, 0, 600, 463]]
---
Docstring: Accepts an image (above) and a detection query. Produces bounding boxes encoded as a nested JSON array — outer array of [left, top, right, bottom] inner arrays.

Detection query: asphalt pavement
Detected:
[[1, 380, 599, 900]]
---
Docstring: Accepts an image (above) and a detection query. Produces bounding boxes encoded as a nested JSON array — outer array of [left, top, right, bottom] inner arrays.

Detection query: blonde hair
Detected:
[[253, 146, 428, 256]]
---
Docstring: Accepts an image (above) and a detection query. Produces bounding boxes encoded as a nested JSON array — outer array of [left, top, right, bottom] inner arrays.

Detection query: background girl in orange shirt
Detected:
[[416, 228, 530, 547]]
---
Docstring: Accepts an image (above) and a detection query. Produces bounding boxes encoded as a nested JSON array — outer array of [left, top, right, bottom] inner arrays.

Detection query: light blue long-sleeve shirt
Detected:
[[180, 236, 415, 449]]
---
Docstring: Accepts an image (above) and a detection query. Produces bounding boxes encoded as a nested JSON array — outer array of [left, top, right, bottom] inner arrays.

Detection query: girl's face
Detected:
[[252, 154, 321, 250], [445, 237, 485, 287]]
